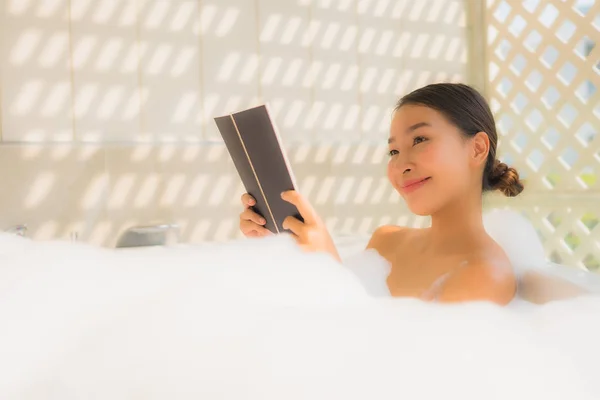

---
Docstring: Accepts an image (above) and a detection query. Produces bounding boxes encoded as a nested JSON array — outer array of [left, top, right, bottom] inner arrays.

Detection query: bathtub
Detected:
[[0, 210, 599, 399]]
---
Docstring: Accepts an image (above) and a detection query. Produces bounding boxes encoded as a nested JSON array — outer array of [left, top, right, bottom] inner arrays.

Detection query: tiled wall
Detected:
[[0, 0, 468, 247]]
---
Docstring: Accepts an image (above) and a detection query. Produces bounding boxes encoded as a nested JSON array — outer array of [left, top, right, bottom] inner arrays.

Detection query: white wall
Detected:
[[0, 0, 468, 246]]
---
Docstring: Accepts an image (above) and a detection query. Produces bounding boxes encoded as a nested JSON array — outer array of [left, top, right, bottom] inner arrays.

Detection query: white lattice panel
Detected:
[[485, 0, 599, 270]]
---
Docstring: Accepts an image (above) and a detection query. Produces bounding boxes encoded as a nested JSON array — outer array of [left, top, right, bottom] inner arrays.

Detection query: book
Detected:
[[214, 104, 303, 234]]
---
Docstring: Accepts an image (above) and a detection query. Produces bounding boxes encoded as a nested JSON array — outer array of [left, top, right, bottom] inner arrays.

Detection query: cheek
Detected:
[[387, 161, 398, 185], [416, 143, 448, 172], [417, 145, 437, 165], [421, 142, 467, 175], [387, 160, 404, 193]]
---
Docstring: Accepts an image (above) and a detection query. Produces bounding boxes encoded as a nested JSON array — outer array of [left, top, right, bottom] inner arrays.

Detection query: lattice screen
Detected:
[[484, 0, 599, 270]]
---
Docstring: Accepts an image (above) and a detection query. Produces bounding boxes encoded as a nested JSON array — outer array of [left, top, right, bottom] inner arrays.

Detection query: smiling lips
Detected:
[[400, 177, 431, 194]]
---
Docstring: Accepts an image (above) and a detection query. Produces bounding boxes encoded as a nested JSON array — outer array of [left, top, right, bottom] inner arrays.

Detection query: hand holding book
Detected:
[[239, 190, 340, 262], [239, 193, 272, 238], [280, 190, 341, 263], [215, 104, 340, 262]]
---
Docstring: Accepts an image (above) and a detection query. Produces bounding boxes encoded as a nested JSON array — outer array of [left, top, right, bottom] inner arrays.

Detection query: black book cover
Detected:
[[214, 104, 303, 234]]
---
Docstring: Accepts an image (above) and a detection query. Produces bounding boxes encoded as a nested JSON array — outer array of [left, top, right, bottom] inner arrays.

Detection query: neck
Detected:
[[427, 192, 487, 253]]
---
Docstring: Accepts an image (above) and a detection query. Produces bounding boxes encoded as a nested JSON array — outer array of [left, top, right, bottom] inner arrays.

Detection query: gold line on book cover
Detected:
[[229, 114, 280, 233]]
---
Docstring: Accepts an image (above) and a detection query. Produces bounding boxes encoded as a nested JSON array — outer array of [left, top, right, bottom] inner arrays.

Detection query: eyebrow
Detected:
[[387, 122, 431, 144]]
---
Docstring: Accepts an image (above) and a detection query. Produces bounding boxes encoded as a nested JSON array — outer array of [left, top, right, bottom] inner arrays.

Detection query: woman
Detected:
[[239, 83, 524, 305]]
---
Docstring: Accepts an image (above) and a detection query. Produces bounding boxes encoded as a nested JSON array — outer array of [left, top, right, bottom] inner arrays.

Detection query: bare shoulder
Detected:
[[437, 251, 517, 305], [366, 225, 409, 261], [366, 225, 404, 248]]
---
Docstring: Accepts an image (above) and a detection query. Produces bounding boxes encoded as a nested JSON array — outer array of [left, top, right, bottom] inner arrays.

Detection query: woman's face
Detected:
[[387, 104, 476, 216]]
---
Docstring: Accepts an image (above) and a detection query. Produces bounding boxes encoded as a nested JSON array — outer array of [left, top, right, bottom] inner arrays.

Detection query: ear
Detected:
[[470, 132, 490, 167]]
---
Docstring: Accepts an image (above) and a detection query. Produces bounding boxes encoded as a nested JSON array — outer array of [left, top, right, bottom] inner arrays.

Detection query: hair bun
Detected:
[[489, 160, 524, 197]]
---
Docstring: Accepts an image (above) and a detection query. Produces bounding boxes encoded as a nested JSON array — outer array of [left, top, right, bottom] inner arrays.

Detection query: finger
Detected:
[[240, 220, 271, 237], [246, 230, 258, 238], [240, 208, 266, 225], [280, 190, 317, 224], [282, 215, 305, 236], [281, 230, 301, 243], [241, 193, 256, 209], [247, 230, 271, 238]]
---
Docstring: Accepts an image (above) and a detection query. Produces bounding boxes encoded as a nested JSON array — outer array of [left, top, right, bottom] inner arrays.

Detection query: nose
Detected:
[[390, 154, 413, 175]]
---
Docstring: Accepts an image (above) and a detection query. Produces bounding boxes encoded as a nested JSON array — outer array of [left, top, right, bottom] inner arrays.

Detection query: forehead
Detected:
[[391, 104, 446, 131]]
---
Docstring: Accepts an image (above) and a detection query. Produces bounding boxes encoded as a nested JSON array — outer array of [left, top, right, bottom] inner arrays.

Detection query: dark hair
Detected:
[[395, 83, 524, 197]]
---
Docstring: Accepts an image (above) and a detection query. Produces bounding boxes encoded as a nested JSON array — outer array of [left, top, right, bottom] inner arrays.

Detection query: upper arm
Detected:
[[434, 259, 517, 306], [518, 270, 588, 304]]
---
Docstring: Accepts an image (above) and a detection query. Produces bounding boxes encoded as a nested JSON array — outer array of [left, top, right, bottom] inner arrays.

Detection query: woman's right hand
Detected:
[[239, 193, 272, 238]]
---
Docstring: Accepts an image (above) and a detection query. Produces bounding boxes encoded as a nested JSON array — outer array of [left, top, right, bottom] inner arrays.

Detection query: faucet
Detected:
[[5, 224, 28, 237], [115, 224, 180, 248]]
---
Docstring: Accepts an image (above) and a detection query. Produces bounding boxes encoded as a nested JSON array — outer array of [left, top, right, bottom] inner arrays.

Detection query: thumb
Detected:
[[281, 190, 318, 224]]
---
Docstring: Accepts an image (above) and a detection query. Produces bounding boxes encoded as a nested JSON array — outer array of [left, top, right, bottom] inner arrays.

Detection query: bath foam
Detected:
[[0, 215, 598, 399], [482, 209, 547, 272]]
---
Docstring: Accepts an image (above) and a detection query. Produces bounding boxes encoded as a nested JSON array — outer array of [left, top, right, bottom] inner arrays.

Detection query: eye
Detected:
[[413, 136, 427, 146], [388, 149, 399, 157]]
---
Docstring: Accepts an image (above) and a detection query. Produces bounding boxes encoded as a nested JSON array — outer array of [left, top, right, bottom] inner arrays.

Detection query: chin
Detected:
[[406, 203, 435, 217], [399, 195, 436, 216], [397, 183, 453, 217], [403, 192, 447, 216]]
